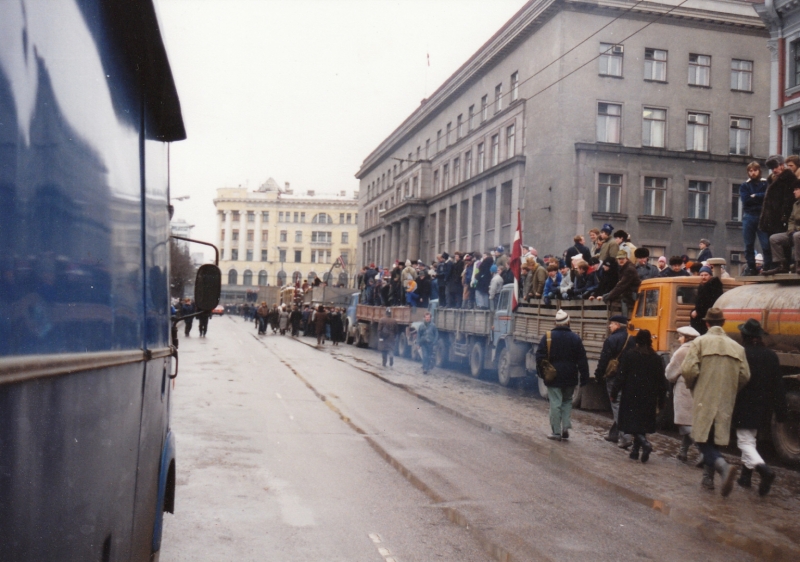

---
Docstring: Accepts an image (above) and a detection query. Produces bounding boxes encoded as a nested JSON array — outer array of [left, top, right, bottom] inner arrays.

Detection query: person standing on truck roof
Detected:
[[596, 315, 636, 446], [733, 319, 788, 496], [740, 162, 772, 276], [665, 326, 702, 463], [681, 308, 750, 496], [764, 183, 800, 275], [690, 266, 723, 335], [759, 155, 799, 265], [475, 254, 493, 309], [417, 312, 438, 375], [535, 310, 590, 441], [378, 308, 398, 367]]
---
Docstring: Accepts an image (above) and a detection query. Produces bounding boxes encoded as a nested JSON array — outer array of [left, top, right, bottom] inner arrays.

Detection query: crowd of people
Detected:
[[245, 301, 348, 346]]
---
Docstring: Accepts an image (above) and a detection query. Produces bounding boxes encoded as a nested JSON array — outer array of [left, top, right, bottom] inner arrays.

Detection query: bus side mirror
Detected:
[[195, 264, 221, 311]]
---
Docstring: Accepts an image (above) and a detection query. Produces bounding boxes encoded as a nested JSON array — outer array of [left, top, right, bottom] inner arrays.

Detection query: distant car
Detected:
[[212, 305, 225, 316]]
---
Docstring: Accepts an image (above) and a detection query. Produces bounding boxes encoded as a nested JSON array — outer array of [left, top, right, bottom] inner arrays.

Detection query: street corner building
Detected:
[[214, 178, 360, 303], [356, 0, 771, 267]]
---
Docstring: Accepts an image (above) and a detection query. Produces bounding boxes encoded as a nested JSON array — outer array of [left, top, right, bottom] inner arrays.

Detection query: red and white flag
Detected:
[[510, 210, 523, 311]]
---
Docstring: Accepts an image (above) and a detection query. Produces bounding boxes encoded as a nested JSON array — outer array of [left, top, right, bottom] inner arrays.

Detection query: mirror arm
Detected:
[[170, 235, 220, 266]]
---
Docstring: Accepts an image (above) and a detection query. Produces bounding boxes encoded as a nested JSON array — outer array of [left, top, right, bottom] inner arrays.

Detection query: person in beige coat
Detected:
[[681, 308, 750, 496], [665, 326, 701, 463]]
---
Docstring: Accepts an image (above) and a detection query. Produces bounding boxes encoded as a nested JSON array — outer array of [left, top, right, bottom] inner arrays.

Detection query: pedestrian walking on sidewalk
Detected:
[[733, 319, 788, 496], [314, 305, 328, 346], [378, 308, 398, 367], [595, 314, 635, 447], [417, 312, 438, 374], [611, 330, 666, 463], [681, 308, 750, 496], [664, 326, 701, 463], [535, 310, 590, 441]]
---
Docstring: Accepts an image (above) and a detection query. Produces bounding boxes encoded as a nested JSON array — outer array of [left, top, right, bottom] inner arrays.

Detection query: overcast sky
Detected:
[[156, 0, 527, 258]]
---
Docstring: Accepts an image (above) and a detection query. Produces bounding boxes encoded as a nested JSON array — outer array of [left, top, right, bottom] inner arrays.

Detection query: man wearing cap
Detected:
[[690, 266, 723, 335], [759, 155, 799, 253], [494, 246, 509, 269], [595, 314, 636, 444], [378, 308, 398, 367], [733, 319, 787, 495], [535, 310, 590, 441], [634, 248, 659, 281], [764, 182, 800, 275], [696, 239, 712, 263], [597, 250, 641, 316], [665, 326, 702, 462], [681, 308, 750, 496]]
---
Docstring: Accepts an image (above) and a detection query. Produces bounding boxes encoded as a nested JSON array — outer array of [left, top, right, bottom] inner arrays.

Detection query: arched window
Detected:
[[228, 269, 238, 285], [307, 271, 317, 283], [312, 213, 333, 224], [338, 272, 348, 288], [323, 271, 332, 284], [277, 270, 287, 286], [243, 270, 253, 286], [292, 271, 302, 284], [258, 271, 268, 286]]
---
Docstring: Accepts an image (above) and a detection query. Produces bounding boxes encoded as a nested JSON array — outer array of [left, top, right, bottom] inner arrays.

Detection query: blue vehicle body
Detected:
[[0, 1, 184, 559]]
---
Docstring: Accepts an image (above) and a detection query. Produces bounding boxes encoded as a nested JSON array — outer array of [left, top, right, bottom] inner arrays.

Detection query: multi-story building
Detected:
[[357, 0, 770, 270], [214, 178, 359, 301]]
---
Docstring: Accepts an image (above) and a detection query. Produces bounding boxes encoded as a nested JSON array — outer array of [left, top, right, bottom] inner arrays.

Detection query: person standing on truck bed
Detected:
[[462, 254, 476, 309], [739, 162, 771, 276], [436, 254, 452, 306], [447, 252, 465, 309], [535, 310, 590, 441], [660, 256, 690, 277], [764, 182, 800, 275], [689, 266, 723, 335], [417, 312, 438, 375], [596, 315, 636, 445], [597, 251, 641, 317], [378, 308, 398, 367], [758, 155, 799, 272], [524, 258, 547, 301], [475, 254, 493, 309], [634, 248, 659, 281]]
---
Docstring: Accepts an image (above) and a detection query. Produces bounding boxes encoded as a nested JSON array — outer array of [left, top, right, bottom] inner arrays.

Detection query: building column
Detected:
[[223, 211, 233, 261], [238, 211, 247, 263], [383, 227, 392, 266], [408, 215, 420, 262], [391, 222, 401, 262], [253, 211, 263, 266], [399, 219, 409, 260]]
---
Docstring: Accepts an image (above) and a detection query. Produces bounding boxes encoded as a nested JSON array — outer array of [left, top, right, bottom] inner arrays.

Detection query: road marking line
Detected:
[[378, 547, 391, 556], [368, 533, 381, 543], [276, 393, 282, 399]]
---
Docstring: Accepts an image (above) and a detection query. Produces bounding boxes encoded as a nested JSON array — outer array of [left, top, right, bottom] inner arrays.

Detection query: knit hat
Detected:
[[601, 223, 614, 234], [496, 245, 505, 253], [490, 264, 498, 273], [613, 230, 629, 240], [405, 259, 411, 266], [555, 309, 570, 325], [699, 266, 712, 275]]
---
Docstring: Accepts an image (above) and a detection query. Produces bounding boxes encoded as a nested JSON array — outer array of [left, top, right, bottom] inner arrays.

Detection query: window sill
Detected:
[[725, 220, 743, 229], [644, 79, 668, 84], [599, 74, 624, 79], [682, 218, 717, 227], [786, 84, 800, 97], [592, 212, 628, 221], [638, 215, 673, 224], [731, 89, 753, 94], [688, 83, 711, 89]]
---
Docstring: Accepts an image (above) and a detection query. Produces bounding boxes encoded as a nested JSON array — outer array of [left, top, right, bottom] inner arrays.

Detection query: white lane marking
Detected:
[[369, 533, 381, 544], [276, 393, 282, 399], [378, 547, 391, 556]]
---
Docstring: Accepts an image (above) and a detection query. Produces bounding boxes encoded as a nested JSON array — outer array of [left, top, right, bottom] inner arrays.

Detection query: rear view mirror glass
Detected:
[[194, 264, 221, 311]]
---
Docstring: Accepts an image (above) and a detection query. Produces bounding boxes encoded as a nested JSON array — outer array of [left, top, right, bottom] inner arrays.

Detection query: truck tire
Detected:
[[772, 391, 800, 466], [397, 332, 410, 358], [435, 339, 449, 368], [469, 342, 484, 378], [497, 348, 512, 387]]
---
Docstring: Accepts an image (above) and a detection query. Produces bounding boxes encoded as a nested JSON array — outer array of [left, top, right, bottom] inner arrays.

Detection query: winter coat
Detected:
[[417, 321, 438, 347], [636, 262, 660, 281], [489, 273, 504, 300], [278, 311, 289, 330], [289, 310, 302, 329], [447, 259, 465, 290], [789, 197, 800, 232], [476, 257, 494, 293], [559, 271, 574, 296], [543, 272, 562, 296], [416, 276, 432, 302], [564, 243, 592, 264], [377, 316, 398, 351], [739, 177, 768, 215], [733, 345, 788, 429], [535, 325, 590, 388], [591, 262, 618, 298], [696, 247, 712, 263], [604, 261, 640, 302], [664, 341, 695, 426], [690, 277, 723, 335], [313, 310, 328, 332], [594, 326, 634, 379], [330, 312, 344, 342], [660, 267, 690, 278], [573, 271, 598, 298], [522, 270, 533, 299], [611, 347, 666, 435], [759, 169, 799, 235], [597, 239, 619, 264], [527, 264, 547, 299], [463, 263, 475, 288], [495, 253, 509, 269], [681, 326, 750, 445], [437, 260, 452, 284]]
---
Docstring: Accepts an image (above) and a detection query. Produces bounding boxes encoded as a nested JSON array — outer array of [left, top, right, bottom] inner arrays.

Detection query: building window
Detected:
[[228, 270, 238, 285], [261, 231, 268, 243], [468, 105, 475, 131], [597, 102, 622, 144], [599, 43, 623, 77], [731, 59, 753, 91], [261, 249, 268, 261], [433, 169, 440, 193], [443, 163, 450, 189], [437, 129, 442, 152], [472, 194, 482, 248], [340, 251, 349, 263], [346, 213, 352, 224], [232, 211, 240, 222], [258, 271, 267, 286], [453, 157, 460, 185], [511, 71, 519, 101], [300, 212, 305, 223], [243, 270, 253, 286], [642, 108, 666, 148], [495, 83, 503, 113], [311, 231, 332, 243], [485, 188, 496, 244], [295, 231, 302, 243], [246, 211, 255, 223], [490, 134, 500, 166], [279, 211, 284, 222], [310, 250, 331, 264], [232, 229, 239, 241], [457, 114, 463, 139], [339, 213, 344, 223], [731, 183, 743, 222], [465, 150, 473, 180], [643, 177, 667, 216], [220, 249, 224, 260], [481, 95, 488, 122], [280, 230, 287, 242], [729, 117, 751, 155], [231, 249, 239, 261], [294, 250, 302, 263], [644, 48, 667, 81], [506, 124, 515, 158], [279, 249, 286, 262], [220, 229, 225, 241], [312, 213, 333, 224], [277, 270, 287, 285], [477, 143, 485, 173], [688, 180, 711, 219], [446, 122, 452, 145], [425, 138, 430, 158], [247, 230, 254, 242], [246, 249, 253, 261], [689, 54, 711, 86], [412, 176, 418, 196], [686, 112, 710, 151], [342, 232, 349, 243], [598, 173, 622, 213]]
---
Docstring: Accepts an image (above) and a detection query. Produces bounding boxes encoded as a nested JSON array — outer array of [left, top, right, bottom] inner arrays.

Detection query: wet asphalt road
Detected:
[[161, 315, 800, 561]]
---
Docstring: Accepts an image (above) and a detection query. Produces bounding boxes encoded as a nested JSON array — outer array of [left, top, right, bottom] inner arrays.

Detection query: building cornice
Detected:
[[574, 142, 766, 164]]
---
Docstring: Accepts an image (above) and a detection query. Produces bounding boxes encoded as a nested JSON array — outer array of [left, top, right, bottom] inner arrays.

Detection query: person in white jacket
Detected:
[[665, 325, 701, 463]]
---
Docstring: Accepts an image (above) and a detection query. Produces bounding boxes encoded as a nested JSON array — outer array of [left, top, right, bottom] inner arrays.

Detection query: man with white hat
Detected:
[[665, 325, 702, 463], [535, 310, 590, 441]]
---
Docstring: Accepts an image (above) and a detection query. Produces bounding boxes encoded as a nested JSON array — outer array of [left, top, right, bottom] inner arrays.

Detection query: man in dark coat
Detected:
[[416, 270, 432, 307], [740, 162, 772, 274], [437, 253, 453, 306], [289, 305, 302, 337], [733, 319, 787, 496], [759, 155, 799, 242], [475, 255, 494, 309], [417, 312, 438, 374], [314, 305, 328, 345], [535, 310, 590, 441], [595, 315, 636, 444], [598, 251, 640, 316], [634, 248, 659, 281], [329, 309, 344, 345], [377, 308, 398, 367], [564, 235, 592, 265], [696, 239, 713, 263], [660, 255, 690, 277], [180, 299, 196, 337], [690, 266, 723, 335], [446, 252, 465, 309]]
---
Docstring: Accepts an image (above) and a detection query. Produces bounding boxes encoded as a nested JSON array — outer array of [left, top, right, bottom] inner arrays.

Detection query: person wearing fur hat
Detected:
[[634, 248, 659, 280], [436, 253, 452, 306], [535, 310, 590, 441], [613, 230, 637, 260], [690, 266, 723, 335], [665, 326, 702, 463], [660, 256, 690, 277]]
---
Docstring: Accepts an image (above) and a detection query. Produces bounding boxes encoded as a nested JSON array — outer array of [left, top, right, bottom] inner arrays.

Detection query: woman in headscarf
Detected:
[[665, 326, 702, 463]]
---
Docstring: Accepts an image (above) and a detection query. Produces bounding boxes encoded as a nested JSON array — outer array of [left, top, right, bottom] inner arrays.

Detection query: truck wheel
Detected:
[[435, 340, 449, 368], [772, 392, 800, 465], [397, 332, 410, 358], [497, 348, 512, 387], [469, 342, 484, 378]]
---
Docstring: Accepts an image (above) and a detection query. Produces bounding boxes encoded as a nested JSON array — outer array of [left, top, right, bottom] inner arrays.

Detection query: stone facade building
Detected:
[[357, 0, 770, 270], [214, 178, 359, 301]]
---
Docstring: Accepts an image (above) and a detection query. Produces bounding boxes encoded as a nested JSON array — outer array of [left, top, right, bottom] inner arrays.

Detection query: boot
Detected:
[[755, 464, 776, 496], [618, 434, 633, 450], [701, 465, 715, 490], [604, 422, 619, 443], [737, 466, 753, 488], [762, 261, 789, 276], [640, 437, 653, 464], [677, 434, 693, 462], [714, 458, 738, 497]]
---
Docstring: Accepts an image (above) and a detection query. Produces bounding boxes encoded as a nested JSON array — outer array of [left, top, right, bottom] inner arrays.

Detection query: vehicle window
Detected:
[[676, 286, 697, 305], [635, 291, 646, 317], [644, 289, 660, 316], [498, 291, 510, 311]]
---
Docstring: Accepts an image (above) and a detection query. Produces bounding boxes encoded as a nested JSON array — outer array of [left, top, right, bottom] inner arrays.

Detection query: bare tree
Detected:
[[170, 239, 195, 299]]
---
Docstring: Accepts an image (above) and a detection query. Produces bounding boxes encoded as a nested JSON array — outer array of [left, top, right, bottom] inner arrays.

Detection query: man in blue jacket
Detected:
[[535, 310, 590, 440], [740, 162, 770, 275]]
